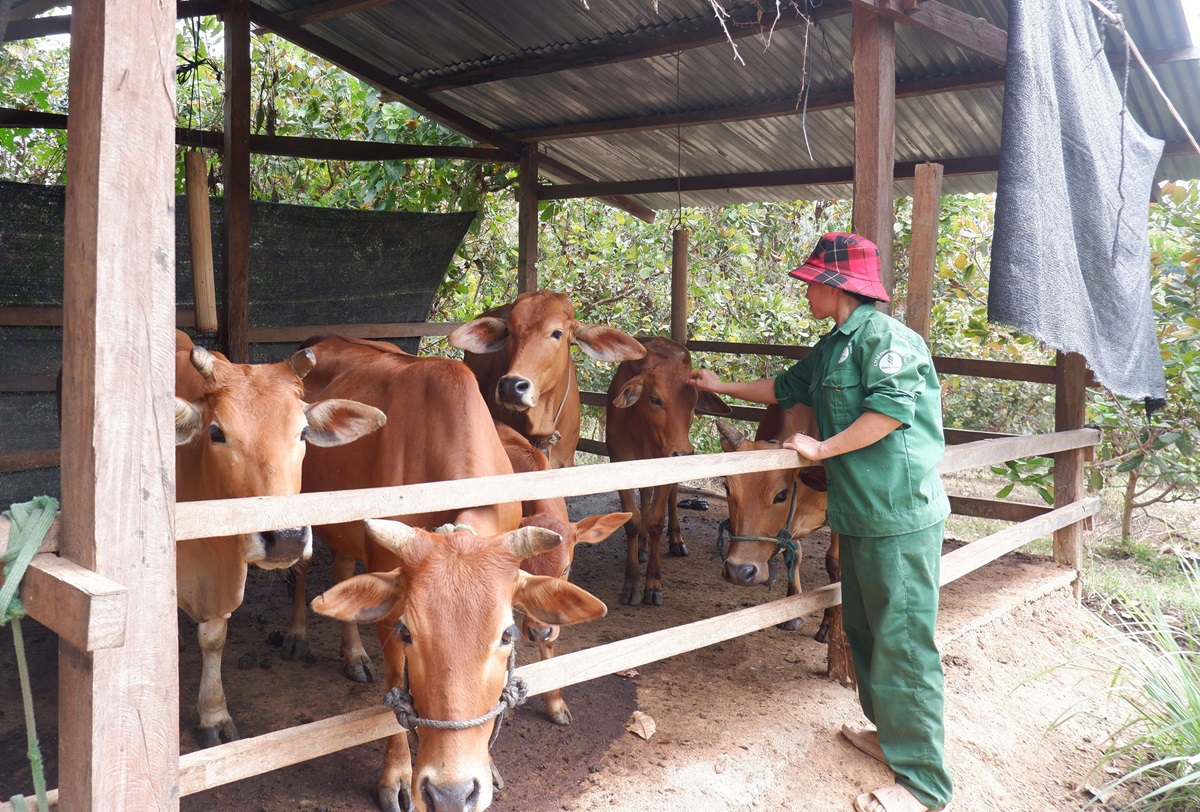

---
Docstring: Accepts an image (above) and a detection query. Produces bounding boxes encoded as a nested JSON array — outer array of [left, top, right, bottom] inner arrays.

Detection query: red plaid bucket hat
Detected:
[[788, 232, 890, 302]]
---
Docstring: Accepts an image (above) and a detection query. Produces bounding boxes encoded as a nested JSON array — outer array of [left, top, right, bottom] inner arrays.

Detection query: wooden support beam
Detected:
[[223, 0, 252, 363], [246, 321, 462, 343], [0, 554, 128, 652], [948, 495, 1051, 524], [906, 162, 943, 342], [184, 150, 218, 333], [851, 0, 1007, 66], [58, 0, 179, 806], [1053, 351, 1088, 595], [851, 6, 897, 304], [671, 229, 688, 344], [535, 153, 656, 223], [0, 449, 59, 473], [2, 14, 70, 41], [2, 1, 223, 42], [517, 145, 539, 293]]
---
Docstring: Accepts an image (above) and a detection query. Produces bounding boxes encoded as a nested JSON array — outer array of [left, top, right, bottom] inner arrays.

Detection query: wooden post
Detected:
[[671, 228, 688, 345], [906, 162, 943, 342], [185, 150, 218, 333], [1053, 351, 1087, 598], [851, 6, 896, 309], [59, 0, 179, 808], [517, 144, 539, 294], [222, 0, 252, 361]]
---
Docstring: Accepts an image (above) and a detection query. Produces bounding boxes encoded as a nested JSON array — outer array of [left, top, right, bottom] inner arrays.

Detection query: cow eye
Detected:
[[501, 624, 519, 646], [773, 489, 789, 504], [550, 329, 563, 340], [649, 395, 663, 407], [561, 565, 571, 578], [394, 620, 412, 645], [300, 426, 310, 443], [208, 425, 226, 444]]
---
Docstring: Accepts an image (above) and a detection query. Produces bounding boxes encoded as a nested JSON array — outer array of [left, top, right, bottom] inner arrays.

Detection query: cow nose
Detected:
[[723, 560, 760, 585], [670, 449, 693, 457], [421, 776, 480, 812], [497, 375, 533, 405], [260, 526, 309, 555]]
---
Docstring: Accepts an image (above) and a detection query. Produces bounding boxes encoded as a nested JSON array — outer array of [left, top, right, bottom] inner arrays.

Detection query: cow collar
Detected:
[[535, 370, 573, 458], [713, 482, 802, 585]]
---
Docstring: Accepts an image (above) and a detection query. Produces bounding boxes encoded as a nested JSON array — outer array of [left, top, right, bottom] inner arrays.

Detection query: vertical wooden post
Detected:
[[906, 162, 943, 342], [185, 150, 218, 333], [851, 6, 896, 308], [671, 228, 688, 345], [517, 144, 539, 294], [59, 0, 179, 808], [1053, 351, 1088, 598], [223, 0, 252, 361]]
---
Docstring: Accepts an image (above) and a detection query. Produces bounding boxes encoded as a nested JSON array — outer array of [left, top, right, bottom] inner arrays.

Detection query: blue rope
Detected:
[[3, 496, 58, 812]]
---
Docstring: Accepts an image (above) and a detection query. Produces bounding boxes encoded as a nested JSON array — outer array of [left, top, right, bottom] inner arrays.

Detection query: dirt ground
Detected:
[[1, 483, 1132, 812]]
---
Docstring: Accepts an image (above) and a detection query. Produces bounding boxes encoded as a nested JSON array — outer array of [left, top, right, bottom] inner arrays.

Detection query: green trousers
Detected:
[[840, 522, 953, 809]]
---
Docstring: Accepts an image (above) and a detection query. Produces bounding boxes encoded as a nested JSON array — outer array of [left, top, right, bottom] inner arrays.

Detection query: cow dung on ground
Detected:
[[0, 483, 1131, 811]]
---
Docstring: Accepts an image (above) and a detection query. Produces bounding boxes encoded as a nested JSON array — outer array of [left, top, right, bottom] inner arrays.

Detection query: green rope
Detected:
[[3, 496, 59, 812]]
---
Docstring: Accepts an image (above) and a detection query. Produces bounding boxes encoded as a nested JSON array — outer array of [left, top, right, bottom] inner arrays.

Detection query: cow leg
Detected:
[[536, 638, 572, 725], [377, 625, 414, 812], [666, 482, 688, 557], [335, 550, 377, 682], [196, 616, 239, 747], [282, 557, 310, 661], [816, 532, 842, 643], [618, 488, 643, 604], [778, 577, 805, 632], [641, 484, 669, 606]]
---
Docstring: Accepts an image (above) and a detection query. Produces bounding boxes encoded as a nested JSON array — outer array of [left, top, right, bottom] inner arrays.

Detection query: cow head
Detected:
[[517, 510, 630, 644], [449, 290, 645, 437], [610, 339, 731, 457], [174, 344, 386, 567], [715, 418, 827, 588], [312, 519, 607, 812]]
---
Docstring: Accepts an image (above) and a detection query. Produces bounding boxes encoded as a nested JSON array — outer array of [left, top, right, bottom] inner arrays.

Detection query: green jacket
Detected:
[[774, 304, 949, 537]]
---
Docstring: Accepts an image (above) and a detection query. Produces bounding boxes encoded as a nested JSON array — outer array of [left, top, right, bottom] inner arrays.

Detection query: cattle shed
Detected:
[[1, 0, 1199, 810]]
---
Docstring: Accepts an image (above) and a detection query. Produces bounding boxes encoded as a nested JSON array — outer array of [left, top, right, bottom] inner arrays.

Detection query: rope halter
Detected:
[[535, 371, 572, 457], [713, 482, 801, 585]]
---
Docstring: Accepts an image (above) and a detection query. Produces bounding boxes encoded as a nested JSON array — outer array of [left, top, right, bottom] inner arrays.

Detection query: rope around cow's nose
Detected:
[[712, 483, 801, 585]]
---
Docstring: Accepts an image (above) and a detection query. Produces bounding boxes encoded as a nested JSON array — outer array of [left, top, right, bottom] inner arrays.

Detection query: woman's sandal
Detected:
[[840, 722, 887, 764], [853, 783, 948, 812]]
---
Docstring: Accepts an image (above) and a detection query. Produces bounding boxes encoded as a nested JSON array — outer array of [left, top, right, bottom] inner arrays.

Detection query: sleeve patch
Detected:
[[874, 350, 906, 374]]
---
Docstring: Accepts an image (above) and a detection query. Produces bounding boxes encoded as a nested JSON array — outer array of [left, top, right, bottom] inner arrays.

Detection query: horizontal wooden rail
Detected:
[[0, 495, 1097, 805], [0, 449, 60, 472], [0, 377, 57, 393], [247, 322, 462, 343]]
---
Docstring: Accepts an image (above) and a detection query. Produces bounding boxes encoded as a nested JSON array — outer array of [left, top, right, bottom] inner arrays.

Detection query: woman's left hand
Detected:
[[782, 432, 824, 461]]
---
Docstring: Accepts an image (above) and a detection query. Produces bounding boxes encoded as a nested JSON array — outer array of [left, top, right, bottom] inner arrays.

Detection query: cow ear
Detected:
[[304, 399, 386, 446], [514, 571, 607, 626], [175, 398, 203, 445], [572, 512, 631, 546], [715, 418, 746, 453], [612, 376, 643, 409], [798, 466, 828, 493], [573, 324, 647, 363], [448, 316, 509, 354], [505, 526, 563, 560], [696, 391, 732, 416], [311, 572, 405, 623]]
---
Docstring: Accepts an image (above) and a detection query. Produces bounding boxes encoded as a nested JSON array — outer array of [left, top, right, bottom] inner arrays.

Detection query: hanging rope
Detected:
[[2, 496, 59, 812]]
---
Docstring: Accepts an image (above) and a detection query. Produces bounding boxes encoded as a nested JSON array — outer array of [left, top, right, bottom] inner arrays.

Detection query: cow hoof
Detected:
[[619, 583, 638, 605], [197, 719, 239, 748], [815, 622, 831, 644], [280, 636, 308, 661], [669, 542, 689, 557], [642, 589, 663, 606], [345, 657, 377, 683], [378, 783, 411, 812], [546, 708, 572, 726], [637, 549, 648, 564], [777, 618, 804, 632]]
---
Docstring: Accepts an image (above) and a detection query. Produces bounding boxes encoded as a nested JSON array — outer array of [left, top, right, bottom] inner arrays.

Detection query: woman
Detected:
[[691, 232, 952, 812]]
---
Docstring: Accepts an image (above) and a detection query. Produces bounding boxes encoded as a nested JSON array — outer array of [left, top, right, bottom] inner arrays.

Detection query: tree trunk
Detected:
[[1121, 469, 1138, 539]]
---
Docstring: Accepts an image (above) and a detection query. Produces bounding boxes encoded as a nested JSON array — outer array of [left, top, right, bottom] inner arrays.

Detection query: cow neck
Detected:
[[535, 366, 573, 458]]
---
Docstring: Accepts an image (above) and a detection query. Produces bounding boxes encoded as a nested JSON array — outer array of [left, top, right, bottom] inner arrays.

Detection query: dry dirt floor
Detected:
[[1, 484, 1133, 812]]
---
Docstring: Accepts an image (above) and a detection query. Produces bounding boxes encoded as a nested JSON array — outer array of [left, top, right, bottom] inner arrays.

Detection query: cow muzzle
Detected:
[[420, 775, 482, 812], [242, 526, 313, 569], [495, 374, 536, 410], [722, 557, 771, 587]]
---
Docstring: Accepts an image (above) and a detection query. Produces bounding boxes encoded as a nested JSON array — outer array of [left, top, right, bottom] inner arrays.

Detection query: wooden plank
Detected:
[[2, 15, 71, 42], [174, 431, 1098, 540], [223, 0, 252, 363], [281, 0, 394, 26], [0, 513, 61, 555], [671, 229, 688, 344], [58, 0, 180, 805], [0, 554, 128, 651], [535, 153, 656, 225], [941, 499, 1098, 583], [851, 6, 897, 301], [0, 307, 200, 329], [517, 145, 539, 294], [0, 376, 58, 392], [575, 437, 608, 457], [0, 449, 60, 473], [1053, 352, 1088, 582], [247, 322, 461, 343], [184, 151, 218, 334], [948, 495, 1051, 523], [853, 0, 1007, 66], [944, 428, 1011, 443], [906, 162, 942, 342]]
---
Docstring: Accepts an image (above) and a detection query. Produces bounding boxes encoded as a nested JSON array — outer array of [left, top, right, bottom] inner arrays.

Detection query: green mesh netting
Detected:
[[0, 179, 475, 505]]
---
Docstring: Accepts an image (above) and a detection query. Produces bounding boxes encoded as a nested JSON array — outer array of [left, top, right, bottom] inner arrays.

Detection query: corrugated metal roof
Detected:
[[258, 0, 1200, 211]]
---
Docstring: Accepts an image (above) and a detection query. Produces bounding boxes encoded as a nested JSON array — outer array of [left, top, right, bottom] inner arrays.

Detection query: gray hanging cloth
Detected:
[[989, 0, 1166, 410]]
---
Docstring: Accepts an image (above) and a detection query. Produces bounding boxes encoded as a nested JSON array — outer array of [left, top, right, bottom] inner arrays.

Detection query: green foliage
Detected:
[[0, 40, 69, 185]]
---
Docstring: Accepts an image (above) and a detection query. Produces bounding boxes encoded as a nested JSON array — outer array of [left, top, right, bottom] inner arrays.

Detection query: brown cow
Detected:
[[605, 337, 730, 606], [495, 420, 628, 725], [449, 289, 646, 469], [313, 519, 606, 812], [715, 405, 837, 638], [291, 335, 546, 811], [173, 331, 385, 747]]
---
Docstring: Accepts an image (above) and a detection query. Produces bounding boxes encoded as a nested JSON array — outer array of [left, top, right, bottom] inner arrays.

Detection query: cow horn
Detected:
[[364, 518, 418, 554], [715, 419, 746, 449], [189, 346, 216, 383], [505, 526, 563, 561], [288, 348, 317, 379]]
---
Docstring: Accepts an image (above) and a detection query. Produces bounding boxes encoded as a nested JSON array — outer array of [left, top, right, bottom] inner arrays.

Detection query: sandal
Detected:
[[840, 722, 887, 765], [853, 783, 947, 812]]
